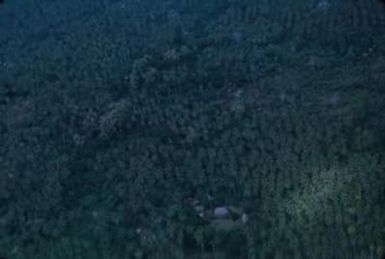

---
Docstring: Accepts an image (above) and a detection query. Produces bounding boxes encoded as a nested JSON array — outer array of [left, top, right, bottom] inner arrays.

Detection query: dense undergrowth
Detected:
[[0, 0, 385, 258]]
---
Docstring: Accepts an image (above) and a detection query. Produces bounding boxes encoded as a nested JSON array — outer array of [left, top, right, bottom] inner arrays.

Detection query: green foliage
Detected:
[[1, 0, 385, 258]]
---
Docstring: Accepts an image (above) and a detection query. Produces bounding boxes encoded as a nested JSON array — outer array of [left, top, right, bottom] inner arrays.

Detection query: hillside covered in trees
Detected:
[[0, 0, 385, 258]]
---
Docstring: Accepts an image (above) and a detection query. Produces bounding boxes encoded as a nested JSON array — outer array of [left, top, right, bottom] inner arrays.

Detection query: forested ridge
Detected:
[[0, 0, 385, 258]]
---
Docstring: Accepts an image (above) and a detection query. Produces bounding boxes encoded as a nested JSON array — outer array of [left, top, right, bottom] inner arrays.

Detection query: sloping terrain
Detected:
[[0, 0, 385, 258]]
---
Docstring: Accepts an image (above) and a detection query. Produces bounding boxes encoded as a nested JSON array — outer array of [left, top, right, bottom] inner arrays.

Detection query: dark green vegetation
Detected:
[[1, 0, 385, 258]]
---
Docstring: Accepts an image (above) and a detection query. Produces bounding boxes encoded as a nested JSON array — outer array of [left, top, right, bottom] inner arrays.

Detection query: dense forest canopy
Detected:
[[0, 0, 385, 258]]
